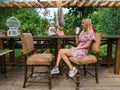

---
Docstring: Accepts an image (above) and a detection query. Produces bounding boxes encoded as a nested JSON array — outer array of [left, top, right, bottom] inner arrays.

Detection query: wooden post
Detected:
[[114, 39, 120, 74], [57, 38, 63, 73], [8, 39, 15, 67], [0, 39, 3, 49], [107, 39, 112, 68]]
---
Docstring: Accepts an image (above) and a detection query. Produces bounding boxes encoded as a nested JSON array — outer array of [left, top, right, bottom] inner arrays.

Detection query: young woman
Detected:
[[51, 18, 95, 77]]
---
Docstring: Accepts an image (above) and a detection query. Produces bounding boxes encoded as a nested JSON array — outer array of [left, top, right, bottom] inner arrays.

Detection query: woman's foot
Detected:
[[51, 67, 60, 74], [69, 67, 78, 77]]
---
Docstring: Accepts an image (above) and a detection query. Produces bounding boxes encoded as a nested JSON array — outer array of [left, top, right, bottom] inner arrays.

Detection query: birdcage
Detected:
[[6, 16, 20, 36]]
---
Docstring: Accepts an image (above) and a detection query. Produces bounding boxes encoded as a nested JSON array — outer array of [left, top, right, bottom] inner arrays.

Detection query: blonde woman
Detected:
[[51, 18, 95, 77]]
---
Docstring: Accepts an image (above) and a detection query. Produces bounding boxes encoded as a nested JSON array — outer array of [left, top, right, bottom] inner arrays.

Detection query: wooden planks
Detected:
[[0, 1, 120, 8]]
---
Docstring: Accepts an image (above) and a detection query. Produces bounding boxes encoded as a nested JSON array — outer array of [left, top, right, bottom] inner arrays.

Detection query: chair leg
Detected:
[[76, 65, 80, 90], [83, 65, 87, 76], [23, 65, 27, 88], [95, 63, 99, 83], [1, 55, 7, 78], [48, 65, 52, 89], [31, 65, 34, 78], [65, 67, 69, 79]]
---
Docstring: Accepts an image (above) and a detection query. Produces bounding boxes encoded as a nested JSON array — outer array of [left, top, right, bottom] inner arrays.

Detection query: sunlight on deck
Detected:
[[0, 66, 120, 90]]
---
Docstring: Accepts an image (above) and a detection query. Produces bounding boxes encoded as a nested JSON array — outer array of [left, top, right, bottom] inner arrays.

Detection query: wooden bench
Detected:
[[0, 50, 13, 78]]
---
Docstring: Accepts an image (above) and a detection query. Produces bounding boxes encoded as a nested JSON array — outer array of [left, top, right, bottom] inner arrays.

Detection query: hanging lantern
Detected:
[[6, 16, 20, 36]]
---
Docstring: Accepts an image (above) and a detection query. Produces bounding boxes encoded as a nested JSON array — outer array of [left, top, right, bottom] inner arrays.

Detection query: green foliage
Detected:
[[69, 7, 96, 19], [89, 8, 120, 35], [14, 48, 22, 58], [64, 7, 120, 36], [0, 8, 18, 30], [0, 8, 49, 35], [64, 7, 96, 35], [64, 13, 80, 35], [99, 45, 107, 56]]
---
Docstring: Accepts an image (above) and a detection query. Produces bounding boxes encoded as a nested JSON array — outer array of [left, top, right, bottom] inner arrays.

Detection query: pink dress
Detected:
[[70, 30, 95, 58]]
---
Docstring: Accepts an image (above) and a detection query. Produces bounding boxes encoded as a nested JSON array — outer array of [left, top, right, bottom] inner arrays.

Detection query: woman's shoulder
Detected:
[[87, 29, 94, 34], [80, 30, 94, 36], [87, 30, 95, 40]]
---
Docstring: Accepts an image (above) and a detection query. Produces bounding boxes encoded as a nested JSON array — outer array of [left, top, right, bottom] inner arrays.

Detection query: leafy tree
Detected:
[[0, 8, 19, 30], [89, 8, 120, 35], [63, 7, 96, 35], [0, 8, 49, 35]]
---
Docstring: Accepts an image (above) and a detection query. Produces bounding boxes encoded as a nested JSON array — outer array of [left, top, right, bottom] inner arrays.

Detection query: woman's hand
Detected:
[[71, 47, 75, 49], [71, 47, 77, 50]]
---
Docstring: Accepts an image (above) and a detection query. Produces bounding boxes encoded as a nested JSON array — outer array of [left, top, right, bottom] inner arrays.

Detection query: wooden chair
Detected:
[[20, 33, 54, 89], [68, 33, 102, 90]]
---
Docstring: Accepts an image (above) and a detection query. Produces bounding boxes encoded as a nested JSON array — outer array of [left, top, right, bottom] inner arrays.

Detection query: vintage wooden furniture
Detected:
[[1, 35, 120, 74], [20, 33, 54, 89], [0, 49, 13, 78], [68, 33, 102, 90]]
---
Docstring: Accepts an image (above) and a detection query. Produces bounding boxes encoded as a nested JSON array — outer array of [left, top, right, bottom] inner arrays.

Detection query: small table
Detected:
[[0, 50, 13, 78]]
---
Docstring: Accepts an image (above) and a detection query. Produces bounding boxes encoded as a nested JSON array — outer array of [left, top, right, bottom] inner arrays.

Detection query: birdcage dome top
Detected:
[[6, 16, 20, 27]]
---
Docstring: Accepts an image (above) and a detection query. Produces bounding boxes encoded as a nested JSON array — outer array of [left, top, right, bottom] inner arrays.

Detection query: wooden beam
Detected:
[[70, 0, 78, 6], [61, 0, 71, 7], [13, 2, 22, 8], [0, 2, 4, 7], [84, 0, 94, 7], [92, 1, 99, 7], [108, 1, 115, 7], [0, 1, 120, 8], [24, 2, 32, 8], [34, 1, 44, 8], [57, 0, 62, 7], [47, 0, 54, 7], [78, 1, 86, 7], [99, 1, 109, 7], [115, 2, 120, 7], [4, 1, 12, 7]]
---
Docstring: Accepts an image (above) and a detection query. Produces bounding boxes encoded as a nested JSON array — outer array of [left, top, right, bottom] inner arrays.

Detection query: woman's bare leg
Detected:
[[56, 49, 73, 70], [55, 50, 62, 67], [61, 54, 73, 70]]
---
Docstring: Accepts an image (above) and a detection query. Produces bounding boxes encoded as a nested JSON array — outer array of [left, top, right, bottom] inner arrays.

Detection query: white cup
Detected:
[[75, 27, 80, 35]]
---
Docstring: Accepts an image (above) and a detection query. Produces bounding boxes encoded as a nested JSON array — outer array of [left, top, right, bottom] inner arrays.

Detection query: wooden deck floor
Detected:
[[0, 66, 120, 90]]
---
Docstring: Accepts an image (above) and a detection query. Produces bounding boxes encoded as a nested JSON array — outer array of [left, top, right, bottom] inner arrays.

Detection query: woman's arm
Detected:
[[73, 40, 92, 50], [75, 35, 79, 45]]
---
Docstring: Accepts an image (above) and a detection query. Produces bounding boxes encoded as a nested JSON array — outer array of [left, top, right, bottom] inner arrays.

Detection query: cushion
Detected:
[[27, 53, 53, 65], [69, 55, 97, 65]]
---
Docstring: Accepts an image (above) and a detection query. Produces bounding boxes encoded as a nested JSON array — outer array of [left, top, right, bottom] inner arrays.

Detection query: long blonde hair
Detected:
[[82, 18, 92, 31]]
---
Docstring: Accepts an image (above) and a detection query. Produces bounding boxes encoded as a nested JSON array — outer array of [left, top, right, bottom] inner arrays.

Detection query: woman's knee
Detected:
[[59, 49, 64, 53], [58, 49, 63, 55], [59, 49, 70, 56]]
